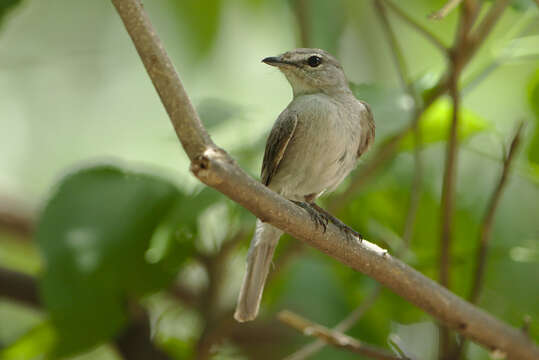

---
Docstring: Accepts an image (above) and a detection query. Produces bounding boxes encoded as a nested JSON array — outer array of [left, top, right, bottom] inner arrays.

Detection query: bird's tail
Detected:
[[234, 219, 283, 322]]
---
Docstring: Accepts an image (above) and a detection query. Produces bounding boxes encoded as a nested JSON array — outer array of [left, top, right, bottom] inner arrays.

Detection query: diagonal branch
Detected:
[[383, 0, 447, 53], [110, 1, 539, 359], [278, 310, 403, 360], [469, 122, 524, 304], [284, 285, 382, 360], [453, 122, 524, 359], [429, 0, 463, 20]]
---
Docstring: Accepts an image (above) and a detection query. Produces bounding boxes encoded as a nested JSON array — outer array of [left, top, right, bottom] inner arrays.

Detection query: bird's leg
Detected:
[[291, 200, 328, 232], [309, 203, 363, 241]]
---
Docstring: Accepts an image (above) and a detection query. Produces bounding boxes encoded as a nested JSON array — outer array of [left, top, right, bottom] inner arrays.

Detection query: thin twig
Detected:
[[278, 310, 403, 360], [293, 0, 310, 48], [437, 2, 509, 357], [429, 0, 464, 20], [195, 229, 248, 359], [374, 1, 411, 91], [453, 122, 524, 359], [284, 285, 382, 360], [0, 267, 40, 307], [111, 1, 539, 358], [469, 122, 524, 304], [461, 0, 511, 66], [0, 208, 34, 238], [383, 0, 447, 53]]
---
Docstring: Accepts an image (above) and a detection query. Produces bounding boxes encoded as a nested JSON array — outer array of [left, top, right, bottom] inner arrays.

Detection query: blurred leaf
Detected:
[[497, 35, 539, 61], [527, 67, 539, 165], [1, 322, 56, 360], [196, 98, 243, 129], [36, 165, 186, 356], [389, 322, 438, 360], [168, 0, 222, 58], [349, 83, 413, 136], [508, 0, 536, 11], [400, 99, 490, 150], [0, 0, 22, 28]]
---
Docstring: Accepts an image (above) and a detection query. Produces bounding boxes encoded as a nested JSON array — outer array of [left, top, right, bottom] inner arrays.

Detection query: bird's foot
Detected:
[[310, 203, 363, 241], [292, 201, 328, 232]]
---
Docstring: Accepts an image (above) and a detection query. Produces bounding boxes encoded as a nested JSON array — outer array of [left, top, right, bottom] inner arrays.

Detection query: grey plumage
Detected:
[[234, 48, 375, 322]]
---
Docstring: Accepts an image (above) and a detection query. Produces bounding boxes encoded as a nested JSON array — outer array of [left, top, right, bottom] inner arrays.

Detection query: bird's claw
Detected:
[[292, 201, 329, 232]]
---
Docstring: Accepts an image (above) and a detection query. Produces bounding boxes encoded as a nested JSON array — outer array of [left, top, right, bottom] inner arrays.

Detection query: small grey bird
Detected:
[[234, 48, 375, 322]]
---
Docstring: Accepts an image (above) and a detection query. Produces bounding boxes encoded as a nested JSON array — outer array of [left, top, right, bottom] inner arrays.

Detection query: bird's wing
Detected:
[[261, 110, 298, 186], [357, 101, 375, 157]]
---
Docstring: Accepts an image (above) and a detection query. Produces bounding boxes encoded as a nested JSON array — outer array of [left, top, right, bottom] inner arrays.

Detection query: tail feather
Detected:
[[234, 220, 282, 322]]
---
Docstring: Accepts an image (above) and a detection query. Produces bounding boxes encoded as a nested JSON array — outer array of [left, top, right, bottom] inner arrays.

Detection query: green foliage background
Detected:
[[0, 0, 538, 359]]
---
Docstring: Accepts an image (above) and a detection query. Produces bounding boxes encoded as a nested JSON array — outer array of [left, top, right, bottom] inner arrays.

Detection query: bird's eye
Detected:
[[307, 56, 322, 67]]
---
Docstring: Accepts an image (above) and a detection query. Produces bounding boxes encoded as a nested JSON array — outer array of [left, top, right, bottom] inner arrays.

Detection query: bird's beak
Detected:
[[262, 55, 297, 68], [262, 56, 283, 66]]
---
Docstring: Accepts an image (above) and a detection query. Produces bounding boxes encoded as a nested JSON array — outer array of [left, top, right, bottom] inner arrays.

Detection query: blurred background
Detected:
[[0, 0, 538, 359]]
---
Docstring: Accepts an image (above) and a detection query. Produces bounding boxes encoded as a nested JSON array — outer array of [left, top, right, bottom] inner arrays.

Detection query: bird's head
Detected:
[[262, 48, 348, 96]]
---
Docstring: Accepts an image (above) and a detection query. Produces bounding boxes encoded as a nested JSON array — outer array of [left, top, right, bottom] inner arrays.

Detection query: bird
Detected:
[[234, 48, 375, 322]]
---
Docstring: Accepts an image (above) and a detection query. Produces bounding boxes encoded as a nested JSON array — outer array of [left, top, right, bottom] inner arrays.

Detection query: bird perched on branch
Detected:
[[234, 48, 375, 322]]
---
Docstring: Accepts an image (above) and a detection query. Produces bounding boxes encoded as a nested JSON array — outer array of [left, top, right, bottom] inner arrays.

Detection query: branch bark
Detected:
[[110, 0, 539, 359], [278, 310, 403, 360], [284, 285, 382, 360]]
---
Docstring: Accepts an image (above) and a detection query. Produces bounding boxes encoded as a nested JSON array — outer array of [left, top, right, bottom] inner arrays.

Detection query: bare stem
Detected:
[[429, 0, 464, 20], [469, 123, 524, 304], [383, 0, 447, 53], [284, 285, 382, 360], [293, 0, 311, 48], [278, 310, 403, 360]]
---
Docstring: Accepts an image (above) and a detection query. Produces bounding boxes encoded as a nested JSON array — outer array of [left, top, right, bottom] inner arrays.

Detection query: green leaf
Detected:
[[509, 0, 536, 11], [527, 67, 539, 165], [400, 99, 490, 150], [196, 98, 243, 129], [1, 322, 56, 360], [0, 0, 22, 28], [349, 82, 413, 136], [36, 165, 185, 356]]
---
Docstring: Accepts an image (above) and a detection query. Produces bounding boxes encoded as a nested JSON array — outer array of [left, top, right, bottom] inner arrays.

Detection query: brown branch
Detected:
[[293, 0, 310, 48], [438, 2, 506, 357], [429, 0, 463, 20], [459, 0, 511, 68], [284, 285, 382, 360], [0, 267, 40, 307], [437, 68, 460, 360], [452, 123, 525, 359], [439, 70, 459, 291], [116, 303, 170, 360], [0, 209, 34, 238], [278, 310, 403, 360], [469, 122, 524, 304], [110, 1, 539, 359]]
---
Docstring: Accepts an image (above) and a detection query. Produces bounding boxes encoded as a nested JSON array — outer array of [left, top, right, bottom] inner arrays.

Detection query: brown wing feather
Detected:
[[357, 101, 375, 157], [261, 111, 298, 186]]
